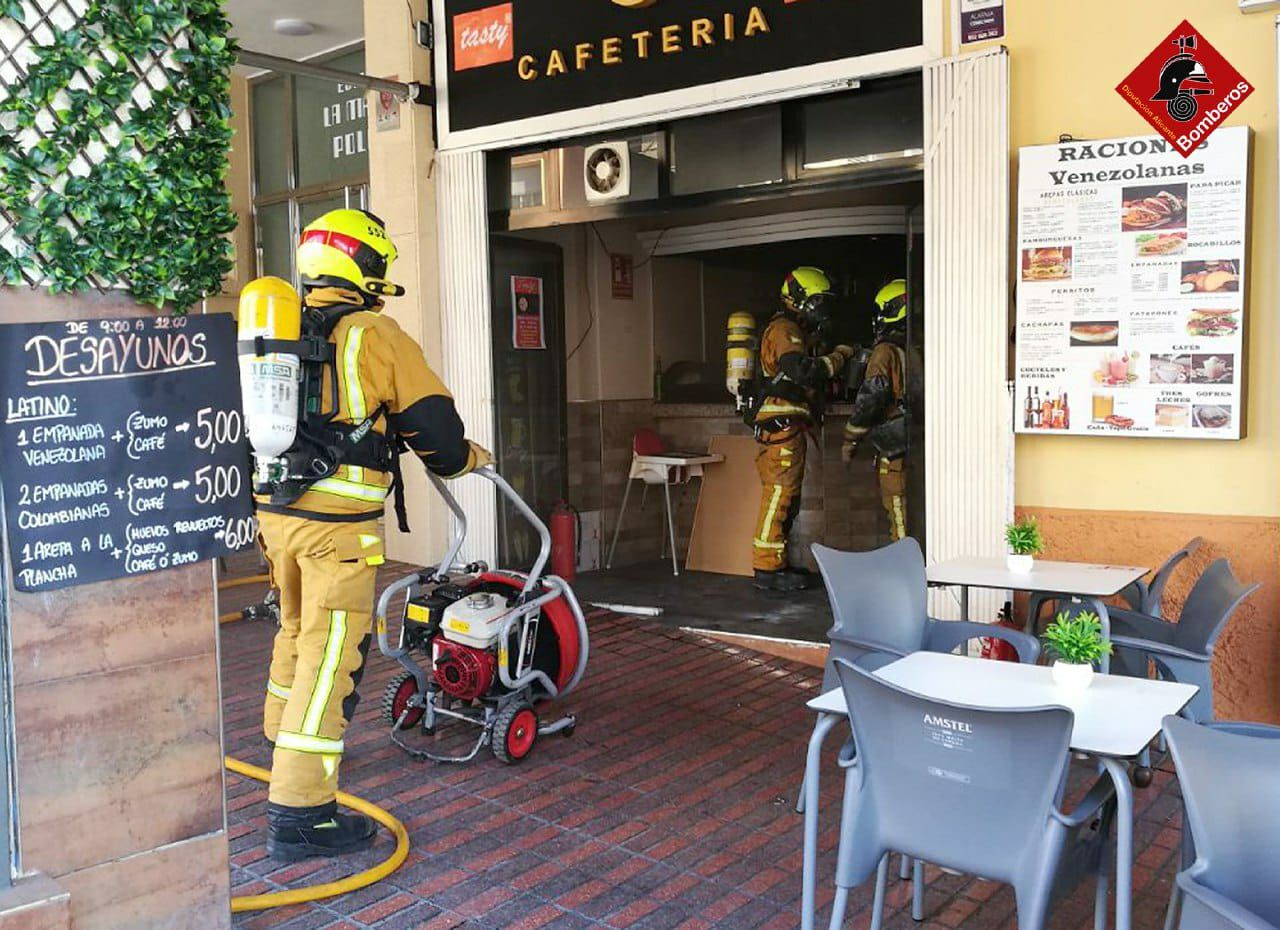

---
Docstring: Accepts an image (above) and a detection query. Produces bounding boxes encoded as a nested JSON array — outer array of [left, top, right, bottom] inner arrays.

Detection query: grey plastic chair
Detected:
[[813, 539, 1041, 673], [1162, 716, 1280, 930], [800, 540, 1039, 804], [1109, 559, 1258, 722], [1025, 537, 1204, 633], [827, 659, 1116, 930], [1121, 537, 1203, 617]]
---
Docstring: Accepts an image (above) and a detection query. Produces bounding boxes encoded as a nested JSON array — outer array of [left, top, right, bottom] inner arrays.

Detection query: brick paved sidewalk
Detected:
[[220, 573, 1186, 930]]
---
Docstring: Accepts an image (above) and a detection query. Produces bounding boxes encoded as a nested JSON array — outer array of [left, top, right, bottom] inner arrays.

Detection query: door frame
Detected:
[[434, 46, 1010, 569]]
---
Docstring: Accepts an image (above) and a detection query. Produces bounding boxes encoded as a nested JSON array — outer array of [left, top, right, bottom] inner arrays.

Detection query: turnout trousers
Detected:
[[877, 456, 907, 542], [258, 509, 384, 808], [752, 430, 807, 571]]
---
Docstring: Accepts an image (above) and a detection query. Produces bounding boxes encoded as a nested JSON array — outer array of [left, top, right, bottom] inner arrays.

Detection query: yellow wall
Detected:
[[206, 71, 253, 317], [363, 1, 450, 562], [1000, 2, 1278, 517]]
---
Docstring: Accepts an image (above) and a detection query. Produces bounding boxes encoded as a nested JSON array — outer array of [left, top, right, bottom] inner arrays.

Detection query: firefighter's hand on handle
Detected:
[[840, 439, 860, 465], [834, 345, 857, 361], [463, 441, 494, 475]]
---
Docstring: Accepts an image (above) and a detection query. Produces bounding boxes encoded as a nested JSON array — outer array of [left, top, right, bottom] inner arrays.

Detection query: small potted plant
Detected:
[[1042, 610, 1113, 692], [1005, 516, 1044, 572]]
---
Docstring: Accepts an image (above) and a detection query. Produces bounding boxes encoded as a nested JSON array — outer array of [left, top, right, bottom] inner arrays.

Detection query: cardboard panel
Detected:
[[10, 564, 215, 688], [0, 874, 70, 930], [14, 654, 224, 876], [60, 833, 229, 930], [685, 435, 759, 577]]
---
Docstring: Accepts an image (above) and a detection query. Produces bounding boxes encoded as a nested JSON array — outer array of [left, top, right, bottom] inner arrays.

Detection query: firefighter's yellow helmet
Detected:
[[296, 208, 405, 298], [874, 279, 908, 331], [780, 266, 833, 316]]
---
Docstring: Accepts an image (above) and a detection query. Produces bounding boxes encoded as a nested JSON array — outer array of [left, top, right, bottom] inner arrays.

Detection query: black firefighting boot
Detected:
[[267, 801, 376, 862], [753, 569, 811, 592]]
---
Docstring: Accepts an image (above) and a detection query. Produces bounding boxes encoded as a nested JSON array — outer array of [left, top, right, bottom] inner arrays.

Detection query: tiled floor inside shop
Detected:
[[219, 565, 1187, 930]]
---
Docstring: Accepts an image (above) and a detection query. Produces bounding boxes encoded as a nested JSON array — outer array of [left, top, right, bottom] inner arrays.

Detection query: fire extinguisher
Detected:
[[550, 501, 579, 582], [980, 601, 1021, 662]]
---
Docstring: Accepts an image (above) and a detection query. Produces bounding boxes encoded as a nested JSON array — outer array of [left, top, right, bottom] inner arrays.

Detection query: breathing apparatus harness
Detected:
[[239, 303, 411, 532], [739, 311, 830, 442]]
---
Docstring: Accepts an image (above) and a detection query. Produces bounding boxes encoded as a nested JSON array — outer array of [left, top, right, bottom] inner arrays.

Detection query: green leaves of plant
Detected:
[[0, 0, 237, 312], [1005, 517, 1044, 556], [1042, 611, 1114, 666]]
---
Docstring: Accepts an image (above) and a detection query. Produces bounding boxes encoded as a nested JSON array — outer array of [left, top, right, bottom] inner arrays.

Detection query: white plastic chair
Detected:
[[605, 428, 689, 576]]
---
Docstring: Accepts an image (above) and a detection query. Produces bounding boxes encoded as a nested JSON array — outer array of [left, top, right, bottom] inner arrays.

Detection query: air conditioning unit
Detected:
[[583, 141, 631, 202]]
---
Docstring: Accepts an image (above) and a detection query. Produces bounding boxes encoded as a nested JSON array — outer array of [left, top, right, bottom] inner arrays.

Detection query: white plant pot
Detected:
[[1006, 553, 1035, 573], [1052, 660, 1095, 693]]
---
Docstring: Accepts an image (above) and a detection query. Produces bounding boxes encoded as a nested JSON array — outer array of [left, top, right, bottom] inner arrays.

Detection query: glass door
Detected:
[[488, 236, 568, 568]]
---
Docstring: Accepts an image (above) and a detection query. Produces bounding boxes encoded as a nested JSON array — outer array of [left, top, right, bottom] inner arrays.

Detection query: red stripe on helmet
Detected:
[[325, 231, 363, 258], [298, 229, 363, 260]]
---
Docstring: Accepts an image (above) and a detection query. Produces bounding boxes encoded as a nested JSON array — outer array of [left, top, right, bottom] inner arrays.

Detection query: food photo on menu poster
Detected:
[[1014, 125, 1249, 439]]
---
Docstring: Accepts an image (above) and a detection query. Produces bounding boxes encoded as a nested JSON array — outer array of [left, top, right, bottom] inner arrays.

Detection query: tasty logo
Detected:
[[453, 3, 514, 71], [1116, 21, 1252, 157]]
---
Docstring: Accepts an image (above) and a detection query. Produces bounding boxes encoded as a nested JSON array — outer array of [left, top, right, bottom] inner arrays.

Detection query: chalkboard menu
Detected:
[[0, 314, 255, 592]]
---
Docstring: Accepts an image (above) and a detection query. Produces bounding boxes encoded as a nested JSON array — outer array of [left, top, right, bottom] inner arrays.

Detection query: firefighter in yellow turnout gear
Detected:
[[248, 209, 491, 862], [842, 279, 911, 541], [752, 267, 854, 591]]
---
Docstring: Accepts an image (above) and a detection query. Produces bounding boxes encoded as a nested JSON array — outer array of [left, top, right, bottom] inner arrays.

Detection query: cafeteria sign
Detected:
[[440, 0, 923, 133]]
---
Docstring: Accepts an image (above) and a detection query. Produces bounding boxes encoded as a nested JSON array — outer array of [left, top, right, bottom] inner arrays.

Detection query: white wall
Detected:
[[516, 218, 655, 403]]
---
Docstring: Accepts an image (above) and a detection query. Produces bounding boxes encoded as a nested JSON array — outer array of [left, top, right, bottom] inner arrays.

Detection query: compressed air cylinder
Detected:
[[725, 311, 757, 399], [237, 277, 302, 473]]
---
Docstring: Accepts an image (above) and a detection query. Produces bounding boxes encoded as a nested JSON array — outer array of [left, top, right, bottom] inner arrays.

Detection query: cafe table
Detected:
[[925, 557, 1148, 672], [799, 652, 1197, 930]]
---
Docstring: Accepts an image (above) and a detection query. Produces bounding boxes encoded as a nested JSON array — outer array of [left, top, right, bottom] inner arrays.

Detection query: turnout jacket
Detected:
[[254, 296, 478, 520], [753, 314, 847, 428]]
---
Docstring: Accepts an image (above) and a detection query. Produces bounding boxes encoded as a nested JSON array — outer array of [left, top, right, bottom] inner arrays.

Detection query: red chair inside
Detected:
[[633, 428, 666, 457]]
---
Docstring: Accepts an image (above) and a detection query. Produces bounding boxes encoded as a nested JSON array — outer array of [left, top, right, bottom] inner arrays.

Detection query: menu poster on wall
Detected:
[[0, 315, 255, 592], [1014, 126, 1249, 439], [511, 275, 546, 349]]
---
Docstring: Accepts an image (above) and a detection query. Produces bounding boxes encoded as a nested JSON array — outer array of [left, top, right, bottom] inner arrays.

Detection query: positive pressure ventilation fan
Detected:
[[583, 141, 631, 202]]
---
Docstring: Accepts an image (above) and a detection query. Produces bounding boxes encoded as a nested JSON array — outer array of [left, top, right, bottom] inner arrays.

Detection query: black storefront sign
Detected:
[[0, 314, 254, 592], [442, 0, 923, 133]]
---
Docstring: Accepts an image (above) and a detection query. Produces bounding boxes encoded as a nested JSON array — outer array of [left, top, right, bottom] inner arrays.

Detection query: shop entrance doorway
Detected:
[[489, 186, 926, 640]]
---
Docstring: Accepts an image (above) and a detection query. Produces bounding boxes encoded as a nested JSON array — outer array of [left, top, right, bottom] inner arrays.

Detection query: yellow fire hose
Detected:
[[224, 758, 410, 912], [218, 573, 270, 590], [220, 579, 410, 911], [217, 573, 270, 624]]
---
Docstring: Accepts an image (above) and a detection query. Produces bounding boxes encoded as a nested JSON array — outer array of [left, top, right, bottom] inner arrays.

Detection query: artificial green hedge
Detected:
[[0, 0, 237, 310]]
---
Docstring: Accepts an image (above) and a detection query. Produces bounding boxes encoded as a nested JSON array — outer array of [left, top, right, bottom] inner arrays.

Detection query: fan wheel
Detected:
[[382, 672, 425, 731], [493, 701, 538, 765]]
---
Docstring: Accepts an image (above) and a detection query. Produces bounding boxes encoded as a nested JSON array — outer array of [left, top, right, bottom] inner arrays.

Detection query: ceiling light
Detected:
[[273, 18, 315, 37]]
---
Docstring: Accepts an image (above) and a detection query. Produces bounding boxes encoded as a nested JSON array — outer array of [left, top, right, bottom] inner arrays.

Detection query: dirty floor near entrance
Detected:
[[572, 561, 834, 642], [220, 567, 1187, 930]]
